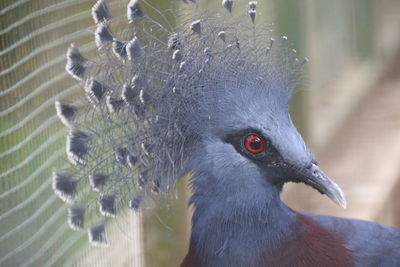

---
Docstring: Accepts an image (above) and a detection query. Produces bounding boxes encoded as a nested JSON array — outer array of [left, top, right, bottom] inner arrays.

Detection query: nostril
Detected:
[[306, 163, 313, 169], [306, 162, 320, 175]]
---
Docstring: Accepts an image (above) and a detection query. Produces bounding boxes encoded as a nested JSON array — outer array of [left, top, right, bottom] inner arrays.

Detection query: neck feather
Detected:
[[187, 175, 296, 267]]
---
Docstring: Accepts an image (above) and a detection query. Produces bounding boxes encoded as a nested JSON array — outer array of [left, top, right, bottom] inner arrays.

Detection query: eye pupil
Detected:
[[250, 139, 261, 150], [245, 135, 265, 154]]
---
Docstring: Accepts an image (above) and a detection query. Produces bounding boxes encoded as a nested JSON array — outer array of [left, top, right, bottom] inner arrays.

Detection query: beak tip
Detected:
[[294, 162, 348, 209], [310, 163, 347, 209], [332, 188, 347, 209], [338, 199, 347, 209]]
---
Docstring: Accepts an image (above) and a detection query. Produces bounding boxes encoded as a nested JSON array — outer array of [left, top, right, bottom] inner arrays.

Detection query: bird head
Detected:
[[189, 77, 346, 208]]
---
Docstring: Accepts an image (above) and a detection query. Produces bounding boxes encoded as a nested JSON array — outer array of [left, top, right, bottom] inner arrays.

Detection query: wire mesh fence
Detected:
[[0, 0, 140, 266]]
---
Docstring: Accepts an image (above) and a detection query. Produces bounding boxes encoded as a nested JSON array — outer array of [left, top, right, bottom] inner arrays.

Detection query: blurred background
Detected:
[[1, 0, 399, 266]]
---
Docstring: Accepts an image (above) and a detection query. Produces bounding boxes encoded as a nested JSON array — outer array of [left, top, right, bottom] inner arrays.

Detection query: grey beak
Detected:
[[300, 163, 347, 208]]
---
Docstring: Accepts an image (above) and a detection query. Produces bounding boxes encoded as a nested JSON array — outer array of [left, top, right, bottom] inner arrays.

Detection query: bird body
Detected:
[[183, 191, 400, 266], [182, 212, 354, 267], [52, 0, 400, 265]]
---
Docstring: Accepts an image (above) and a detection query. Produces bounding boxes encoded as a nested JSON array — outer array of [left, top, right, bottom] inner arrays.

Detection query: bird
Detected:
[[52, 0, 400, 266]]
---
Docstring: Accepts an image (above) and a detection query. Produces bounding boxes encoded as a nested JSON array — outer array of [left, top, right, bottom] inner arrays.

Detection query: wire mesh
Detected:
[[0, 0, 143, 266]]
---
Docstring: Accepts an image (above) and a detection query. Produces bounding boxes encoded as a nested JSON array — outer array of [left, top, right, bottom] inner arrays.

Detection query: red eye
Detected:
[[244, 135, 265, 154]]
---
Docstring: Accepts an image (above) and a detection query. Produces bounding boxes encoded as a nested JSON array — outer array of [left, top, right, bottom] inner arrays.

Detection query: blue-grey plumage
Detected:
[[52, 0, 399, 262], [307, 213, 400, 267]]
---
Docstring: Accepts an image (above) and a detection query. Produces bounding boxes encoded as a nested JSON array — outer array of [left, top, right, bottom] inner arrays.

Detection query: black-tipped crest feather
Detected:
[[95, 24, 114, 48], [89, 174, 109, 192], [66, 131, 89, 166], [55, 101, 78, 127], [127, 0, 144, 23], [99, 194, 116, 217], [92, 0, 112, 24], [65, 44, 87, 80], [52, 171, 78, 203], [88, 223, 108, 246], [68, 207, 86, 230]]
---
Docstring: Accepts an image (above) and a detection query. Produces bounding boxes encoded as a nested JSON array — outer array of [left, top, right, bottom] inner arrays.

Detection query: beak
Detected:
[[296, 163, 346, 208]]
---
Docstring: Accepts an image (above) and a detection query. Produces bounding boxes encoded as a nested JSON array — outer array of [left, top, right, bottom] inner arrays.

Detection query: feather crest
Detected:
[[54, 0, 307, 245]]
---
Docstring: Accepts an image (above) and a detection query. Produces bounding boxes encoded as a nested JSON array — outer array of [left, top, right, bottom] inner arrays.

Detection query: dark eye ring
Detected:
[[244, 134, 265, 154]]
